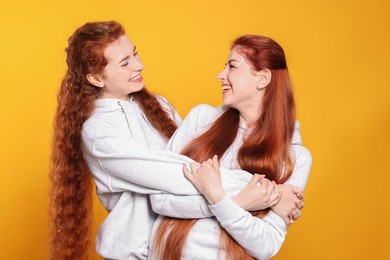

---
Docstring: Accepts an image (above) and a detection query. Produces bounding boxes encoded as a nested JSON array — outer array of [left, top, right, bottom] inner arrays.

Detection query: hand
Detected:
[[271, 184, 304, 226], [233, 175, 280, 211], [183, 155, 226, 205]]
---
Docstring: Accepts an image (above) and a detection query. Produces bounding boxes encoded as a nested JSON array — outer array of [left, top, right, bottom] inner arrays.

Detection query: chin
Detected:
[[131, 84, 144, 93], [222, 100, 231, 107]]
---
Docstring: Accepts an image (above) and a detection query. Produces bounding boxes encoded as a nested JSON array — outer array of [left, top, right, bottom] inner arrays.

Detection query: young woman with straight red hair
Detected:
[[149, 35, 312, 259], [49, 22, 303, 260]]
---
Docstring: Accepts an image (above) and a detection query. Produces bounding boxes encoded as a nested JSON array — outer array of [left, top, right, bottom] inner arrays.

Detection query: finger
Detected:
[[274, 182, 279, 195], [202, 160, 214, 172], [183, 164, 193, 181], [269, 184, 281, 206], [266, 181, 276, 197], [212, 155, 220, 171], [189, 162, 199, 174], [291, 186, 302, 195], [282, 216, 290, 227], [288, 210, 294, 222], [269, 191, 281, 207], [260, 178, 269, 193], [291, 210, 297, 219], [250, 174, 263, 185], [292, 209, 302, 220], [296, 199, 304, 210]]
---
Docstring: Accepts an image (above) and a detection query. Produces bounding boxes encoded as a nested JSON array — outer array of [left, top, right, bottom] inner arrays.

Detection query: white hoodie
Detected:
[[81, 97, 254, 259], [149, 104, 313, 260]]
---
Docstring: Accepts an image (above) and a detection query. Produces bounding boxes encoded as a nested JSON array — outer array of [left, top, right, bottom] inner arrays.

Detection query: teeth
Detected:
[[222, 85, 232, 90], [131, 74, 141, 81]]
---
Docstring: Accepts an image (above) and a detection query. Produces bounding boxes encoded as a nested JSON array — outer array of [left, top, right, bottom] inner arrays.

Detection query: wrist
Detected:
[[232, 194, 244, 209], [206, 190, 226, 205]]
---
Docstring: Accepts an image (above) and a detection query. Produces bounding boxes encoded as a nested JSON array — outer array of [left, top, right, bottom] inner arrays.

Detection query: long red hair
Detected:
[[49, 21, 177, 260], [154, 35, 296, 259]]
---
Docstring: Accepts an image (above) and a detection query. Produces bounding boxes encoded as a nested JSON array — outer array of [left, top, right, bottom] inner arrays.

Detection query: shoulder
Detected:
[[154, 94, 182, 124], [154, 94, 174, 110], [186, 104, 222, 125], [154, 94, 169, 105], [82, 112, 127, 139], [291, 144, 313, 167], [290, 120, 312, 163]]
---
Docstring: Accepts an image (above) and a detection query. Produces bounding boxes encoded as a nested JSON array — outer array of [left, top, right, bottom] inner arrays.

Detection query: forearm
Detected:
[[150, 194, 213, 218], [150, 169, 251, 218], [210, 196, 285, 259], [284, 145, 313, 190]]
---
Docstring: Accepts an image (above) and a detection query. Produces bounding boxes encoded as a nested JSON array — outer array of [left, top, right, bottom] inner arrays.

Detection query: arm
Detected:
[[218, 145, 312, 258], [82, 121, 253, 196], [152, 115, 309, 217], [155, 94, 182, 126], [149, 104, 253, 217], [184, 157, 286, 259], [150, 166, 253, 218], [210, 197, 285, 259], [270, 144, 313, 225], [151, 145, 312, 220]]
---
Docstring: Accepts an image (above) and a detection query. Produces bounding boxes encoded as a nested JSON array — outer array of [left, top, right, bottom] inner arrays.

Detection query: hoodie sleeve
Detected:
[[209, 142, 313, 259], [155, 94, 182, 126], [285, 145, 313, 190], [81, 120, 252, 196], [151, 121, 313, 248], [149, 104, 251, 217], [209, 196, 285, 260], [150, 168, 251, 218]]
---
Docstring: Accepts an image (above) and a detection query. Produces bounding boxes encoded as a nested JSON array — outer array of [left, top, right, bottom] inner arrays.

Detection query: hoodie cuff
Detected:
[[263, 211, 287, 234], [209, 196, 245, 223]]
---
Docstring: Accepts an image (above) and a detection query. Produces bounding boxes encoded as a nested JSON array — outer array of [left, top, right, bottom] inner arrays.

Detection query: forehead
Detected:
[[228, 46, 247, 62], [104, 35, 134, 63]]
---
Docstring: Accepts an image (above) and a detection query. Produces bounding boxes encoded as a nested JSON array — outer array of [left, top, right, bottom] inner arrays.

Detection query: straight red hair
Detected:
[[154, 35, 296, 259]]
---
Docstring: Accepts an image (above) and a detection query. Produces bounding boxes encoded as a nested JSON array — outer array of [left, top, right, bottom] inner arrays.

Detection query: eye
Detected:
[[134, 51, 138, 56], [121, 62, 129, 67], [228, 64, 236, 70]]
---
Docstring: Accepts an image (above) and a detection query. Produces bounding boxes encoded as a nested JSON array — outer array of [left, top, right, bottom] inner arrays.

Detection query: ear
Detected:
[[86, 73, 104, 88], [256, 69, 272, 90]]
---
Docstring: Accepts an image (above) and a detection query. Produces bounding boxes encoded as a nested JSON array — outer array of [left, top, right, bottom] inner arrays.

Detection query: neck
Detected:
[[99, 92, 131, 101], [238, 105, 262, 128]]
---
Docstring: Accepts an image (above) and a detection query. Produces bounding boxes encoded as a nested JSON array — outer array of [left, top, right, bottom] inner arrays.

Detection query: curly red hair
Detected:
[[49, 21, 177, 259], [154, 35, 296, 259]]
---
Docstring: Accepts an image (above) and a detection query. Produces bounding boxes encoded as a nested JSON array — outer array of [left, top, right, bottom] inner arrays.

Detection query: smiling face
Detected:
[[90, 34, 144, 100], [217, 46, 265, 114]]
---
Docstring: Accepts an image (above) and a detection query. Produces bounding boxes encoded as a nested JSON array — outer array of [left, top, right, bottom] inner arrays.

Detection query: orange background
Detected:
[[0, 0, 389, 259]]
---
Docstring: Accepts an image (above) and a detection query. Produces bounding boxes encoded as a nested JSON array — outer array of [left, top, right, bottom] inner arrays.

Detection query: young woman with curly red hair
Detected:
[[50, 21, 305, 260], [149, 35, 312, 259]]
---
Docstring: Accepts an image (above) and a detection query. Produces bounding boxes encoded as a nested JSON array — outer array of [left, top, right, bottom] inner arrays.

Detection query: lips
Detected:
[[222, 84, 232, 93], [130, 74, 143, 82]]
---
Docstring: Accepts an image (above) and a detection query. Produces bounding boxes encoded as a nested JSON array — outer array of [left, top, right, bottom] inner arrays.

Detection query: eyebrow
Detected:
[[228, 59, 239, 64], [119, 55, 130, 64], [118, 46, 137, 64]]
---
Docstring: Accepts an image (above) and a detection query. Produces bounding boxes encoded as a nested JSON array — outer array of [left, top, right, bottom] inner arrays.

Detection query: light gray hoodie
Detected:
[[81, 97, 254, 259], [149, 104, 312, 260]]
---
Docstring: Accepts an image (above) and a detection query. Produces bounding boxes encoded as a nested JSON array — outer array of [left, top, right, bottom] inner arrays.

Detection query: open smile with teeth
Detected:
[[130, 74, 141, 81], [222, 85, 232, 90]]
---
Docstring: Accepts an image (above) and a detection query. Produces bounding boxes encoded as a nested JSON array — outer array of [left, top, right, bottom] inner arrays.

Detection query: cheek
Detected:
[[226, 72, 236, 84]]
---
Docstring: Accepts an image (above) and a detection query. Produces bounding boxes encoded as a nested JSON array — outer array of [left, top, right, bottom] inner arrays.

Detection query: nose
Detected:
[[217, 67, 227, 81], [132, 55, 144, 71]]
